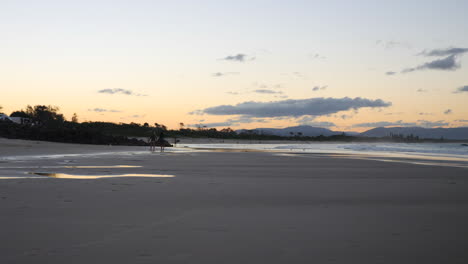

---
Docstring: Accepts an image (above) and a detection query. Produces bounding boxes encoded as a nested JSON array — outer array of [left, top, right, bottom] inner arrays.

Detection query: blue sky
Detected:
[[1, 0, 467, 130]]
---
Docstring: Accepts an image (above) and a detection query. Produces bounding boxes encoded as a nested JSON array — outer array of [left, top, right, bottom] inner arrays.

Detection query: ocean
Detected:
[[183, 142, 468, 168]]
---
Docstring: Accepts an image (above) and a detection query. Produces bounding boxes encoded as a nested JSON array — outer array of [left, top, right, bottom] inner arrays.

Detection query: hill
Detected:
[[237, 125, 355, 137], [360, 127, 468, 140]]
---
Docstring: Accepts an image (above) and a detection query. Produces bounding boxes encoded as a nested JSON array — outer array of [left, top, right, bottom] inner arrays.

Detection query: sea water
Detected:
[[183, 142, 468, 167]]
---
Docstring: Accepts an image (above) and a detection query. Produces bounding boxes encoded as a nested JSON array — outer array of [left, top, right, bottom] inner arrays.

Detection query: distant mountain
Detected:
[[237, 125, 356, 137], [360, 126, 468, 140]]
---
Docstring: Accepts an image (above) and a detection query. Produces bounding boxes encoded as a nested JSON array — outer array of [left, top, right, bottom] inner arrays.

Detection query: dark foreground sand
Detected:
[[1, 139, 467, 264]]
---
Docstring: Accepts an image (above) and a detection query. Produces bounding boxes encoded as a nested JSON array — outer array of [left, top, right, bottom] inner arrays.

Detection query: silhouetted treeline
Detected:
[[0, 105, 146, 145], [0, 104, 455, 144], [0, 122, 146, 145]]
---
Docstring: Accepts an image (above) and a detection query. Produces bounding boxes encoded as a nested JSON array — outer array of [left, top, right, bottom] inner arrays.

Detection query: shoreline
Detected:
[[1, 137, 467, 169]]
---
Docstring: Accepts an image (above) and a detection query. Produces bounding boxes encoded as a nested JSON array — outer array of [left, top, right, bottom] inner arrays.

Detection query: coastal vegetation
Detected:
[[0, 104, 458, 145]]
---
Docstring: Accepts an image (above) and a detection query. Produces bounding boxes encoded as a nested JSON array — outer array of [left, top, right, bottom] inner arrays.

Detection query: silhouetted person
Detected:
[[156, 131, 166, 152], [148, 132, 157, 152]]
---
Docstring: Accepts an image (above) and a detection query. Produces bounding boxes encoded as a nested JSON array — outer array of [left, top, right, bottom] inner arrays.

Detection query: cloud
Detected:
[[353, 120, 416, 128], [444, 109, 452, 115], [312, 85, 328, 91], [297, 116, 336, 127], [88, 108, 121, 113], [418, 120, 449, 128], [376, 40, 411, 49], [454, 85, 468, 93], [456, 119, 468, 123], [189, 121, 238, 128], [221, 53, 254, 62], [253, 83, 282, 89], [253, 89, 283, 94], [385, 71, 397, 76], [419, 112, 433, 116], [98, 88, 147, 96], [227, 91, 240, 95], [120, 114, 146, 119], [384, 112, 404, 116], [188, 116, 268, 128], [420, 47, 468, 57], [194, 97, 392, 118], [212, 72, 239, 77], [354, 119, 449, 128], [402, 47, 468, 73], [416, 89, 428, 93], [402, 55, 460, 73], [309, 53, 326, 59]]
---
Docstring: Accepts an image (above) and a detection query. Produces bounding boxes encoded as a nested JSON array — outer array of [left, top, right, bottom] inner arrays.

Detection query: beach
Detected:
[[1, 138, 468, 264]]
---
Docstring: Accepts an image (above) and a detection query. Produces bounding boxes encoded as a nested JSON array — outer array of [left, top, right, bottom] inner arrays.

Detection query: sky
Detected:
[[1, 0, 467, 132]]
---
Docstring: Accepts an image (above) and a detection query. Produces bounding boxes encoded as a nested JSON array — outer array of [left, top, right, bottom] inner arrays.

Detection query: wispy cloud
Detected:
[[296, 116, 335, 127], [416, 89, 428, 93], [312, 85, 327, 91], [401, 47, 468, 73], [189, 116, 268, 128], [192, 97, 392, 118], [88, 108, 121, 113], [221, 53, 254, 62], [418, 120, 449, 128], [402, 55, 460, 73], [444, 109, 452, 115], [376, 40, 411, 49], [352, 120, 416, 128], [385, 71, 397, 76], [353, 119, 449, 128], [212, 72, 240, 77], [309, 53, 326, 59], [253, 89, 283, 94], [454, 85, 468, 93], [120, 114, 146, 119], [420, 47, 468, 56], [98, 88, 147, 96]]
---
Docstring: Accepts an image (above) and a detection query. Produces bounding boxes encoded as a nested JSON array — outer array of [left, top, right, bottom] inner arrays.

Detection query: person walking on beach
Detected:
[[148, 132, 157, 152], [156, 131, 166, 152]]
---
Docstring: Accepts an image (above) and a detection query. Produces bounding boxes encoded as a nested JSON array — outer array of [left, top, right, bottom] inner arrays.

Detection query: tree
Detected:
[[10, 111, 31, 118], [179, 122, 185, 130], [143, 122, 149, 127], [71, 113, 79, 123], [25, 105, 65, 127]]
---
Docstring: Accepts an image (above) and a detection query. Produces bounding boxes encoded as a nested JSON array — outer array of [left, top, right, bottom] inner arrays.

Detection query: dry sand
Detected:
[[1, 138, 467, 264]]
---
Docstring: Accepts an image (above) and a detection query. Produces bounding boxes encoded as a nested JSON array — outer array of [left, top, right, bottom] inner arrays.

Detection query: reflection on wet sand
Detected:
[[274, 153, 468, 168], [63, 165, 141, 168], [0, 176, 45, 179], [28, 172, 175, 179], [0, 165, 141, 169], [0, 173, 175, 180]]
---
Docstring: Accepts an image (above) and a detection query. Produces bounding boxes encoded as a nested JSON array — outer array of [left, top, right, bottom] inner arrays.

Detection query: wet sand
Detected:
[[1, 138, 468, 264]]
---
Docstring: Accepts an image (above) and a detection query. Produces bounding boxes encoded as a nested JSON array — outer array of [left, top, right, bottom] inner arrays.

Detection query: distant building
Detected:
[[10, 116, 32, 125], [0, 114, 31, 124], [0, 113, 12, 122]]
